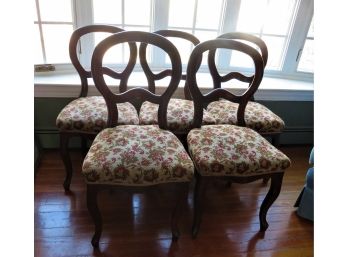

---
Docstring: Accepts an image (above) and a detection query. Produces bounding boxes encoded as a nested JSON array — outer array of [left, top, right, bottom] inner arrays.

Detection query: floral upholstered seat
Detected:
[[187, 125, 290, 177], [139, 98, 216, 132], [207, 100, 285, 133], [186, 37, 291, 238], [56, 96, 139, 133], [82, 125, 194, 185]]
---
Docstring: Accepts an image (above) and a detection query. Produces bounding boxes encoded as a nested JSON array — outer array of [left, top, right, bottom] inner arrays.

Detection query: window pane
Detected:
[[230, 50, 255, 69], [34, 0, 38, 21], [165, 36, 195, 65], [125, 0, 151, 26], [194, 30, 218, 42], [123, 26, 150, 32], [195, 0, 223, 30], [94, 33, 123, 64], [39, 0, 72, 22], [42, 24, 73, 63], [168, 0, 195, 28], [237, 0, 296, 35], [93, 0, 122, 24], [34, 25, 44, 64], [236, 0, 267, 33], [263, 0, 296, 35], [261, 36, 285, 70], [297, 39, 313, 72]]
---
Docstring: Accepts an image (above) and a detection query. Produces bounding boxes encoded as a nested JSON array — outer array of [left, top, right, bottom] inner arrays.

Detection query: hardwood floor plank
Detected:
[[35, 146, 313, 257]]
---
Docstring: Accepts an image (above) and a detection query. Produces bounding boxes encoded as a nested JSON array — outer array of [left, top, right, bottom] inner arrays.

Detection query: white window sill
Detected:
[[34, 72, 313, 101]]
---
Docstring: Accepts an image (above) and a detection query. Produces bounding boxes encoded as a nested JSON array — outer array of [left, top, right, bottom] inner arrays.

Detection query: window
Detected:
[[297, 18, 314, 73], [34, 0, 314, 80], [34, 0, 74, 64]]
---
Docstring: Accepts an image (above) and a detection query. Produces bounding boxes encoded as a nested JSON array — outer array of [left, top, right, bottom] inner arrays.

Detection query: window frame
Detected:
[[34, 0, 314, 81]]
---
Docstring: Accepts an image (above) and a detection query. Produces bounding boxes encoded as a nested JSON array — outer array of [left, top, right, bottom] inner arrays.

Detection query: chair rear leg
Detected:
[[87, 184, 102, 248], [60, 133, 73, 191], [171, 183, 189, 241], [259, 172, 284, 231], [192, 175, 208, 239], [81, 136, 89, 157]]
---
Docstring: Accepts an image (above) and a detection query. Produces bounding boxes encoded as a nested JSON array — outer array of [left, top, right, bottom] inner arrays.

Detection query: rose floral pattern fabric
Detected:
[[56, 96, 139, 132], [82, 125, 195, 185], [207, 100, 285, 133], [187, 124, 291, 177], [139, 98, 216, 132]]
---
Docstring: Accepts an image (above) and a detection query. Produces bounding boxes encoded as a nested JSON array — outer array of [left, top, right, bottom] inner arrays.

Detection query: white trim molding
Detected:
[[34, 72, 313, 101]]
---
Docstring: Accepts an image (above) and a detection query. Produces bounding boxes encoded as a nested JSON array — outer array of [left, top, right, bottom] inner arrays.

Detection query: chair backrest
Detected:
[[91, 31, 182, 129], [69, 24, 137, 97], [187, 39, 264, 128], [208, 32, 267, 101], [139, 29, 200, 99]]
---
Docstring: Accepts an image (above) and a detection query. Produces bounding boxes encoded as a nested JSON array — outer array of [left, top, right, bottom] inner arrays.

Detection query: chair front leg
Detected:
[[192, 174, 208, 239], [259, 172, 284, 231], [262, 134, 281, 185], [60, 132, 73, 191], [87, 184, 102, 248], [171, 182, 190, 241]]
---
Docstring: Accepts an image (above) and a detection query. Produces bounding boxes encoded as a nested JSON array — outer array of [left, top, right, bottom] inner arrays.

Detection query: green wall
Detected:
[[34, 97, 313, 148]]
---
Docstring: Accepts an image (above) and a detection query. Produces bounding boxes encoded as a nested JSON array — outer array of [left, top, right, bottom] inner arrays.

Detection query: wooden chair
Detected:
[[138, 30, 216, 141], [207, 32, 286, 184], [207, 32, 285, 146], [185, 38, 291, 238], [83, 31, 194, 247], [56, 25, 138, 191]]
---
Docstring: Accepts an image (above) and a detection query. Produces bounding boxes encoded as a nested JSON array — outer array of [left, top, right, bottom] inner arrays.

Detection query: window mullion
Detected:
[[152, 0, 169, 67], [74, 0, 94, 69], [282, 0, 313, 74], [218, 0, 241, 69], [35, 0, 47, 63]]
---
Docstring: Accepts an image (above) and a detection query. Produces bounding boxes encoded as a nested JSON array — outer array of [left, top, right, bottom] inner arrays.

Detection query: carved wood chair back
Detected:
[[208, 32, 268, 96], [186, 38, 264, 128], [69, 24, 137, 97], [139, 29, 200, 99], [91, 31, 182, 130]]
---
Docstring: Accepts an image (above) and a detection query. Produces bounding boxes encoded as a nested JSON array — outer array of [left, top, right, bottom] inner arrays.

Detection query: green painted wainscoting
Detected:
[[34, 97, 313, 149]]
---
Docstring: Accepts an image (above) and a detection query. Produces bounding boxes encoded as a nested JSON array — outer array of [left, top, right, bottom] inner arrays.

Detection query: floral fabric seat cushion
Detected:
[[82, 125, 195, 185], [56, 96, 139, 132], [207, 100, 285, 133], [187, 124, 291, 177], [139, 98, 216, 132]]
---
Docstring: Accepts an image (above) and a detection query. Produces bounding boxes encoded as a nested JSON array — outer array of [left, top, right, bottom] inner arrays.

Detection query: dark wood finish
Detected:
[[187, 38, 264, 128], [87, 31, 186, 247], [86, 184, 102, 247], [186, 38, 287, 237], [91, 31, 182, 129], [69, 24, 137, 97], [59, 25, 137, 191], [34, 146, 313, 257], [209, 32, 281, 163], [259, 173, 284, 231], [139, 29, 200, 100], [208, 32, 268, 92]]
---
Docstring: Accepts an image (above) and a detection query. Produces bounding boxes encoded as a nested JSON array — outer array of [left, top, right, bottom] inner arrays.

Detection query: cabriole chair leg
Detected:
[[192, 175, 208, 239], [171, 183, 190, 241], [60, 133, 73, 191], [259, 172, 284, 231], [262, 134, 281, 185], [87, 185, 102, 248]]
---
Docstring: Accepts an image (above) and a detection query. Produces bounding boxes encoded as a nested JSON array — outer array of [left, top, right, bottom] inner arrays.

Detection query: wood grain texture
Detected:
[[35, 146, 313, 257]]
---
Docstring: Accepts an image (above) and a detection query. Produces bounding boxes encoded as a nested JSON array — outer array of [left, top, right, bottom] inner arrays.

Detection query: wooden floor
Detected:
[[35, 146, 313, 257]]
